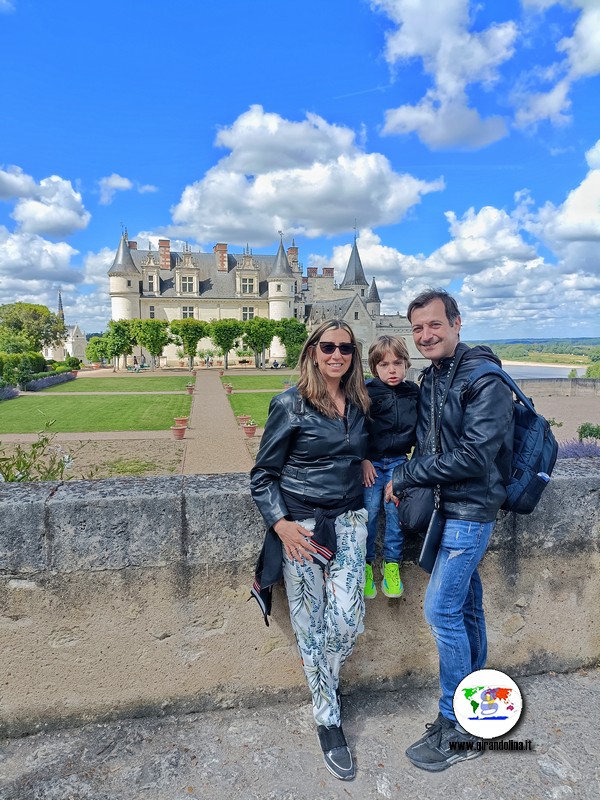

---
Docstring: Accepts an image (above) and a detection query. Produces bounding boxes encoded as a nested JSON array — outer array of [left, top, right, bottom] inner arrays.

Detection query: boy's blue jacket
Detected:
[[365, 377, 418, 460]]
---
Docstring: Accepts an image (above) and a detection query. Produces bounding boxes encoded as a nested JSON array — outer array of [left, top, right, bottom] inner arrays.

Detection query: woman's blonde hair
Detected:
[[296, 319, 370, 418], [368, 335, 411, 375]]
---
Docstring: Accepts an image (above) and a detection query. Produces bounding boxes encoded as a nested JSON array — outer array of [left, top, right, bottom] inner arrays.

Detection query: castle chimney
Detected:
[[128, 241, 137, 250], [287, 243, 298, 268], [322, 267, 334, 277], [307, 267, 318, 277], [158, 239, 171, 270], [214, 242, 228, 272]]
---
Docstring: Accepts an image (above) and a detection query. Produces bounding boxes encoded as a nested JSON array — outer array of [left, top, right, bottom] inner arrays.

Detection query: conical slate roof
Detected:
[[268, 238, 294, 279], [367, 277, 381, 303], [108, 234, 141, 277], [340, 239, 368, 287]]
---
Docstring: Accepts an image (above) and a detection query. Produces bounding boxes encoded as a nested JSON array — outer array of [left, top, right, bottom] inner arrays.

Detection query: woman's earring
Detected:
[[313, 361, 318, 367]]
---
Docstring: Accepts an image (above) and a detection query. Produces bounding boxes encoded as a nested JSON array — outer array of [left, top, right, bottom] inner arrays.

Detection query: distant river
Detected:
[[502, 363, 588, 380]]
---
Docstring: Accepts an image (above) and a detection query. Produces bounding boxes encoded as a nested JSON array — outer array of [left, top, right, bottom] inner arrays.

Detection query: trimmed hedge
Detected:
[[0, 385, 19, 401]]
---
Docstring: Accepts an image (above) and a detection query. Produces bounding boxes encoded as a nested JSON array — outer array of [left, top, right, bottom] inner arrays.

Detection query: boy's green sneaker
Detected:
[[364, 563, 377, 599], [382, 561, 403, 598]]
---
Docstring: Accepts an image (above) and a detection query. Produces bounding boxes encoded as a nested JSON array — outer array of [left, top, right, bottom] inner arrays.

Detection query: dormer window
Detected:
[[181, 276, 194, 293], [148, 275, 155, 292], [241, 277, 255, 294]]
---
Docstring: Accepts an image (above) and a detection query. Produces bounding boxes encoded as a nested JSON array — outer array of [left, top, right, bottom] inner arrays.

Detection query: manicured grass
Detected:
[[220, 374, 297, 390], [43, 377, 192, 393], [228, 393, 279, 427], [0, 395, 192, 433]]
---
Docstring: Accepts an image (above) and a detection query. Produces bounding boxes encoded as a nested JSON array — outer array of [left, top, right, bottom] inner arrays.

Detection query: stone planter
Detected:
[[219, 369, 224, 376], [171, 426, 186, 440], [224, 384, 233, 394], [237, 414, 251, 425], [71, 370, 78, 377], [185, 385, 194, 395], [173, 416, 189, 428], [242, 424, 257, 437]]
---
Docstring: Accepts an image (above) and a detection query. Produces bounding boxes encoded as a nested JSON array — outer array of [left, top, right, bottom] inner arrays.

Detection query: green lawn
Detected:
[[228, 392, 279, 427], [0, 395, 193, 433], [44, 377, 192, 393], [220, 374, 296, 390]]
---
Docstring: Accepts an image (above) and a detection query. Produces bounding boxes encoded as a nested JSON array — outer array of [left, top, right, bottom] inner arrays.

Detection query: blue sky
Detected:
[[1, 0, 599, 339]]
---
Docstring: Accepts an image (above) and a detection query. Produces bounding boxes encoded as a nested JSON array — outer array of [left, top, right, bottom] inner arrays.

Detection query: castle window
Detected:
[[148, 275, 155, 292], [276, 284, 281, 292], [241, 277, 255, 294], [354, 312, 359, 320], [149, 305, 155, 319], [127, 280, 132, 287], [242, 306, 255, 321], [361, 289, 365, 297], [181, 276, 194, 293], [182, 306, 194, 319]]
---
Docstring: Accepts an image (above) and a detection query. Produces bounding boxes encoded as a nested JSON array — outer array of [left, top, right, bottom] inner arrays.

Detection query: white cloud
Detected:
[[373, 0, 515, 149], [98, 173, 134, 205], [0, 165, 37, 198], [7, 174, 90, 236], [585, 139, 600, 169], [170, 106, 444, 245], [0, 226, 81, 284]]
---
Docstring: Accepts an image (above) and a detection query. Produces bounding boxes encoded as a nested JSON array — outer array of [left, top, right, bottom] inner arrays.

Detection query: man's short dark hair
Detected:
[[407, 288, 461, 325]]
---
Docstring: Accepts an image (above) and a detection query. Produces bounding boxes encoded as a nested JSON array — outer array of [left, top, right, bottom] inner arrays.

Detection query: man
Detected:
[[386, 289, 513, 771]]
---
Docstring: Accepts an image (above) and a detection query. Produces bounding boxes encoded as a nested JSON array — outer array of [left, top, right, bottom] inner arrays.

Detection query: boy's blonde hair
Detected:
[[368, 335, 411, 375]]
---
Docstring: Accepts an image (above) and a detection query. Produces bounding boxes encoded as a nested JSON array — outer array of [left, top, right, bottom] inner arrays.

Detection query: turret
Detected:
[[108, 233, 141, 321], [339, 237, 369, 299], [268, 236, 295, 360], [366, 276, 381, 316]]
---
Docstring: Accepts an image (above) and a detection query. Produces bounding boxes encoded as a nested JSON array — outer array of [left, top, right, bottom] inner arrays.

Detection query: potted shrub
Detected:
[[224, 383, 233, 394], [170, 425, 186, 440], [185, 383, 195, 395], [242, 419, 257, 437], [173, 416, 189, 427], [237, 414, 251, 425]]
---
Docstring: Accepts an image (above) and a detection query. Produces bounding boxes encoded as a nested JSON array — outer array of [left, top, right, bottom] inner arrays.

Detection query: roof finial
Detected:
[[353, 219, 358, 242], [278, 230, 283, 242]]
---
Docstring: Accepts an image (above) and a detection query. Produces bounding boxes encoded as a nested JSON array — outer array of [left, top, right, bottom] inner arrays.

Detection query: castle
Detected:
[[108, 233, 425, 370]]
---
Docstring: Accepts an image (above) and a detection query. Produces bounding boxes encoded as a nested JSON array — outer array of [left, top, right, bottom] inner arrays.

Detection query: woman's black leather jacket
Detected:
[[250, 387, 369, 530], [392, 344, 514, 522]]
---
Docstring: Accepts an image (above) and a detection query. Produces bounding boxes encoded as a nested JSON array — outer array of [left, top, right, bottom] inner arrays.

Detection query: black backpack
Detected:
[[463, 363, 558, 514]]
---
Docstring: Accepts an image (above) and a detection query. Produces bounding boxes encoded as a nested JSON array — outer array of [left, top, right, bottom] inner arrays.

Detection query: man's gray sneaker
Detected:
[[316, 724, 355, 781], [405, 715, 484, 772]]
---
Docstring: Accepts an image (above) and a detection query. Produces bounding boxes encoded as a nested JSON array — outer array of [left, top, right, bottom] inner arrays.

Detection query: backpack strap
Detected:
[[462, 362, 537, 414]]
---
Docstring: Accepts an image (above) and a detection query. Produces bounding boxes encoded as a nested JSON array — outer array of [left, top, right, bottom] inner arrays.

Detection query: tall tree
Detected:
[[209, 319, 244, 369], [0, 302, 67, 351], [169, 319, 208, 370], [242, 317, 278, 368], [0, 328, 36, 354], [277, 318, 308, 369], [85, 336, 110, 363], [130, 319, 172, 370], [104, 320, 135, 371]]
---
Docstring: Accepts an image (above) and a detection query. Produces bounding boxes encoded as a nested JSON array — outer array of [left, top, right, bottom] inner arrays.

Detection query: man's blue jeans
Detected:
[[423, 518, 495, 722], [364, 456, 406, 563]]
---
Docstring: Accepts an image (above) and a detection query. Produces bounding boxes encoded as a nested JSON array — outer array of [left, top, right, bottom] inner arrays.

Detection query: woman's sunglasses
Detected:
[[318, 341, 356, 355]]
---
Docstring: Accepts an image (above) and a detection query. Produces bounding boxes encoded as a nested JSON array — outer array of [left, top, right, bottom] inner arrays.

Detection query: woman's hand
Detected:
[[384, 480, 399, 507], [362, 459, 377, 487], [273, 518, 317, 562]]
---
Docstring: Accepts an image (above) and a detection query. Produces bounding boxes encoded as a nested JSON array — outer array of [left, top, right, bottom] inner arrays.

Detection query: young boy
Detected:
[[363, 335, 418, 598]]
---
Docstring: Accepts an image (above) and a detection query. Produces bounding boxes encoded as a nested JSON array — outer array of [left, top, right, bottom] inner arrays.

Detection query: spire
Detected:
[[367, 276, 381, 303], [269, 236, 294, 278], [339, 238, 368, 288], [108, 232, 141, 276], [57, 289, 64, 322]]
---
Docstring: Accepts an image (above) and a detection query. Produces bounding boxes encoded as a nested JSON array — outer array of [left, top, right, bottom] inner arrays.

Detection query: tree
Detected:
[[85, 336, 110, 363], [104, 320, 135, 371], [0, 327, 36, 354], [130, 319, 172, 369], [277, 318, 308, 369], [0, 302, 67, 351], [242, 317, 278, 367], [169, 319, 209, 370], [208, 319, 244, 369], [585, 362, 600, 379]]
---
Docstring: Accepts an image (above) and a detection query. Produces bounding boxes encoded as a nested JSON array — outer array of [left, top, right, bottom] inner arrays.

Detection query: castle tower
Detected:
[[339, 236, 369, 300], [267, 235, 295, 359], [108, 233, 142, 321], [366, 276, 381, 316]]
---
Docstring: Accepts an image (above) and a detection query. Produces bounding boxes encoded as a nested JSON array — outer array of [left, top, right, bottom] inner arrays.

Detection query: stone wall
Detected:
[[1, 463, 599, 738]]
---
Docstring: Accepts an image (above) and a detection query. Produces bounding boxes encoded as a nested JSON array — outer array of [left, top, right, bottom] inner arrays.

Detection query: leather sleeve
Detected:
[[250, 395, 296, 529], [392, 374, 513, 494]]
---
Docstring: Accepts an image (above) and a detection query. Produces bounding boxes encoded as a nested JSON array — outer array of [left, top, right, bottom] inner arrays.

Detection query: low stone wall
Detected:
[[513, 378, 599, 396], [1, 463, 599, 738]]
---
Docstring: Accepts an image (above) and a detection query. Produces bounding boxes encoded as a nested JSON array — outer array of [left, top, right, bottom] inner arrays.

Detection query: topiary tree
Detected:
[[105, 320, 135, 371], [85, 336, 110, 364], [242, 317, 279, 368], [208, 319, 244, 370], [276, 318, 308, 369], [130, 319, 172, 370], [169, 319, 209, 370]]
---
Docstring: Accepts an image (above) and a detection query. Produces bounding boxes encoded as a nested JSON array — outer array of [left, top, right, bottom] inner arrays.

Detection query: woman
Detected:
[[250, 319, 370, 782]]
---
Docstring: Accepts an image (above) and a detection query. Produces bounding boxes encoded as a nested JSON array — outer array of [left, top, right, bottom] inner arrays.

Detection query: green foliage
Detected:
[[209, 319, 244, 369], [0, 421, 76, 482], [242, 317, 278, 366], [105, 319, 135, 366], [577, 423, 600, 442], [64, 355, 82, 370], [85, 335, 110, 363], [276, 318, 308, 368], [567, 369, 577, 379], [547, 418, 563, 428], [130, 319, 172, 365], [0, 351, 46, 386], [169, 319, 208, 369], [43, 376, 190, 393], [585, 362, 600, 378], [227, 392, 278, 427], [0, 302, 67, 350], [0, 327, 36, 353], [590, 348, 600, 362]]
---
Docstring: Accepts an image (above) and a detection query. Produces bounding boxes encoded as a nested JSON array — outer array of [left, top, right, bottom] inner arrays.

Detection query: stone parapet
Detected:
[[1, 462, 599, 738]]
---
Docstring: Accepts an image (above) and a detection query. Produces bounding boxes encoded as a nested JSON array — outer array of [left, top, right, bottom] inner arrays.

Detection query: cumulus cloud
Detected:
[[5, 173, 91, 236], [98, 173, 133, 205], [0, 226, 81, 283], [170, 105, 444, 245], [373, 0, 515, 149]]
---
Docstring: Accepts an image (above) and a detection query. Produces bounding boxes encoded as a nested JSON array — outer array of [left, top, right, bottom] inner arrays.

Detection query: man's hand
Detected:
[[362, 459, 377, 487]]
